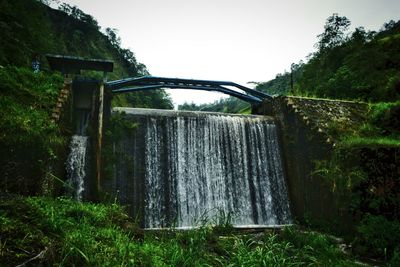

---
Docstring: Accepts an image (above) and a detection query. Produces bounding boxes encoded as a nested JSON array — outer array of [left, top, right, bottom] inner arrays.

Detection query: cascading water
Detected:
[[65, 109, 90, 201], [66, 135, 88, 201], [112, 108, 291, 228]]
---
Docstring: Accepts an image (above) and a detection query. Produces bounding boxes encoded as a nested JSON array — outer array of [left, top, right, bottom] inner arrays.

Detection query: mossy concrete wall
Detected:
[[254, 96, 369, 233]]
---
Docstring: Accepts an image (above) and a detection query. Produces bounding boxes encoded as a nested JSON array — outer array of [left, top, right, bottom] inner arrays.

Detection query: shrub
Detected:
[[356, 215, 400, 260]]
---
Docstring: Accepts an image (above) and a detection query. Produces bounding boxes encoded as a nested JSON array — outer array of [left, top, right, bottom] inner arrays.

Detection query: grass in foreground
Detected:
[[0, 195, 362, 266]]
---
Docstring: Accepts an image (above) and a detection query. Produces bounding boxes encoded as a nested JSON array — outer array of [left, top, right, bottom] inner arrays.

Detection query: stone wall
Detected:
[[254, 96, 369, 233]]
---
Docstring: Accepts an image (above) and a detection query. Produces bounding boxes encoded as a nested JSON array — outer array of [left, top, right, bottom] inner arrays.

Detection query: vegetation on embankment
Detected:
[[325, 100, 400, 147], [0, 66, 65, 195], [312, 144, 400, 261], [0, 195, 363, 266], [310, 100, 400, 263]]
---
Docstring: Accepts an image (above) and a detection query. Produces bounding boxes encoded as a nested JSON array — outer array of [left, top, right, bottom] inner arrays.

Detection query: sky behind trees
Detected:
[[59, 0, 400, 106]]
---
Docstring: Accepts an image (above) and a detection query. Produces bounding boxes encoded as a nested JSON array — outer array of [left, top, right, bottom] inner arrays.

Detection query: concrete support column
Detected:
[[96, 77, 105, 194]]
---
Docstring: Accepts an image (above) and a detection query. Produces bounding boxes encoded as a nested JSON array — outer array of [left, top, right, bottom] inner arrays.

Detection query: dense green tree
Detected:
[[317, 13, 351, 52]]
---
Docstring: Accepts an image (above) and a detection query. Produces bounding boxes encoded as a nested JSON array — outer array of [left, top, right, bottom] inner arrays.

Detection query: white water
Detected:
[[133, 110, 292, 228], [66, 135, 88, 201]]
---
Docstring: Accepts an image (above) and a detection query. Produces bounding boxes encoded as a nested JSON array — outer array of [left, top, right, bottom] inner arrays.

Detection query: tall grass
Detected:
[[0, 196, 360, 266]]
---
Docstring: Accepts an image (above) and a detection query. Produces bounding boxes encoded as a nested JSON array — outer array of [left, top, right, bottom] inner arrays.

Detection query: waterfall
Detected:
[[66, 135, 88, 201], [112, 108, 291, 228]]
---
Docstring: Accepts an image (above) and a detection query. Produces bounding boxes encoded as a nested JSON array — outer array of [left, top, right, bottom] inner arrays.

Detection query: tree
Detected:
[[383, 20, 396, 31], [58, 3, 99, 29], [317, 13, 351, 52], [36, 0, 59, 6], [105, 28, 121, 48]]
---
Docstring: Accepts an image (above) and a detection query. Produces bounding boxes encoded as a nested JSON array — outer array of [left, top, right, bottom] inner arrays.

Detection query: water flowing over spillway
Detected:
[[66, 135, 88, 201], [111, 108, 291, 228]]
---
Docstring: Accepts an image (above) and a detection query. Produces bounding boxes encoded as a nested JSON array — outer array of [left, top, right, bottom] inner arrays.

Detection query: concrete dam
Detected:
[[104, 108, 291, 228]]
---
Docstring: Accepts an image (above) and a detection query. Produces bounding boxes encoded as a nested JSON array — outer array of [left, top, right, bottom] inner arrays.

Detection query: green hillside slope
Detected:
[[0, 0, 173, 109]]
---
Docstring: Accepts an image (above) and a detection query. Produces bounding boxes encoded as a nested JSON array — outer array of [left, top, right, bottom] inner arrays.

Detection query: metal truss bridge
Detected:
[[106, 76, 272, 104]]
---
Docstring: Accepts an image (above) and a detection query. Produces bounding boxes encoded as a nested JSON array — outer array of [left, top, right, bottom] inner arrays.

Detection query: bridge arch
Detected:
[[106, 76, 272, 104]]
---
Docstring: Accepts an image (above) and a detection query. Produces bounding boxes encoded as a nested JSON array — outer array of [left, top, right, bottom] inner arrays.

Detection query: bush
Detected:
[[356, 215, 400, 260], [370, 101, 400, 136]]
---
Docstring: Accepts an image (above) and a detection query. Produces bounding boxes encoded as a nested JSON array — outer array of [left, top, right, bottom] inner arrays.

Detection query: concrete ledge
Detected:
[[113, 107, 276, 121], [144, 224, 294, 231]]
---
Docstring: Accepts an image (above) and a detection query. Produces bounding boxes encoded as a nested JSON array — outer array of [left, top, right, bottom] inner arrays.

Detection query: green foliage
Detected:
[[369, 101, 400, 137], [312, 111, 400, 263], [322, 101, 400, 148], [309, 98, 400, 264], [356, 215, 400, 261], [340, 136, 400, 148], [0, 196, 360, 266], [248, 17, 400, 105], [58, 3, 100, 30], [0, 196, 136, 266], [0, 66, 62, 144], [316, 14, 351, 52], [312, 157, 365, 195], [297, 18, 400, 102], [0, 0, 174, 109], [255, 63, 304, 96], [0, 66, 65, 194], [103, 27, 149, 77], [280, 227, 356, 265]]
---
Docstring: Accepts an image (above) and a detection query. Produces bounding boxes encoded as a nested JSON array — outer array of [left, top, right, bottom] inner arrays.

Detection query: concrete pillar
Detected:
[[96, 81, 104, 193]]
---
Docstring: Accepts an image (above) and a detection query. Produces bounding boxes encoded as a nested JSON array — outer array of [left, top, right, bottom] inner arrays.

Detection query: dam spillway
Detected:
[[107, 108, 291, 228]]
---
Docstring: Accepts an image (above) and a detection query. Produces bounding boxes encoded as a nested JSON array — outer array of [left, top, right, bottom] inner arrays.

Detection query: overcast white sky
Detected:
[[59, 0, 400, 107]]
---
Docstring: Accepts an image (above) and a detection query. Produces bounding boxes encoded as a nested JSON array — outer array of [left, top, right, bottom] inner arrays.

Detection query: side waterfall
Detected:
[[66, 135, 88, 201], [65, 109, 90, 201], [112, 108, 292, 228]]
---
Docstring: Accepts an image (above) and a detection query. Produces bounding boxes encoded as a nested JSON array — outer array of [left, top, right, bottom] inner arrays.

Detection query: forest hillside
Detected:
[[179, 15, 400, 112]]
